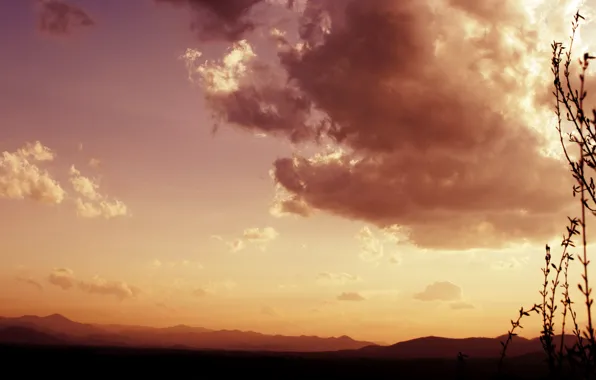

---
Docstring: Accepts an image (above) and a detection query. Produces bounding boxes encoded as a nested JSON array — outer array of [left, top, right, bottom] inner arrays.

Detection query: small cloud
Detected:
[[243, 227, 278, 248], [337, 292, 365, 301], [192, 288, 207, 297], [48, 268, 75, 290], [37, 0, 94, 36], [414, 281, 462, 302], [217, 227, 279, 252], [450, 301, 474, 310], [69, 165, 128, 219], [152, 259, 162, 268], [16, 276, 43, 292], [0, 142, 66, 204], [316, 272, 361, 286]]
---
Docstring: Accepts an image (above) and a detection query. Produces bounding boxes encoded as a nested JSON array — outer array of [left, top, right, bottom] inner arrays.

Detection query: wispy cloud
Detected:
[[337, 292, 365, 302], [316, 272, 361, 286], [16, 276, 43, 292], [69, 165, 129, 219], [47, 268, 140, 300], [214, 227, 279, 252]]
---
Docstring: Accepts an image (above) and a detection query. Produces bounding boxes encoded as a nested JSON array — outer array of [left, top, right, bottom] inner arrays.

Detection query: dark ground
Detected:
[[0, 344, 576, 379]]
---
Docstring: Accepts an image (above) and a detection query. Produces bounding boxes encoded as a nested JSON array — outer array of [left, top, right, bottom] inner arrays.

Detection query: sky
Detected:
[[1, 0, 596, 344]]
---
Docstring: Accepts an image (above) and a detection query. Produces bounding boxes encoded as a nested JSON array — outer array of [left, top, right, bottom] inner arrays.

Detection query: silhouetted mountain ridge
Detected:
[[0, 314, 575, 358], [0, 314, 373, 352]]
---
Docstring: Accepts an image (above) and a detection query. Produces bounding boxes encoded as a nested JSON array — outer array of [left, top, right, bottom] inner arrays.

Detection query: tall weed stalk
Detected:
[[499, 11, 596, 379]]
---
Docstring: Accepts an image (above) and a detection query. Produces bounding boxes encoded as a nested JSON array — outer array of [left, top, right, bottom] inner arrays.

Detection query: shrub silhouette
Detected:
[[499, 10, 596, 380]]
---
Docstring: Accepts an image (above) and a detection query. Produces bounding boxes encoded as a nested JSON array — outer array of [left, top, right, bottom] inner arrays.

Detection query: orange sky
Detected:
[[1, 0, 596, 344]]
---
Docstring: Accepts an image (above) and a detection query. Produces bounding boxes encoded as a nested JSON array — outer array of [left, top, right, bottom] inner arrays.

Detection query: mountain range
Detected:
[[0, 314, 561, 358]]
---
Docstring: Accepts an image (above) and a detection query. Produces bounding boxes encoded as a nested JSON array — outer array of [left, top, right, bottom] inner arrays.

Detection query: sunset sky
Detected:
[[1, 0, 596, 344]]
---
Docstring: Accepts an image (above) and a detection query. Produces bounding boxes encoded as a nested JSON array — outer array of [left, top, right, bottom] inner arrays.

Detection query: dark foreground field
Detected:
[[0, 344, 565, 379]]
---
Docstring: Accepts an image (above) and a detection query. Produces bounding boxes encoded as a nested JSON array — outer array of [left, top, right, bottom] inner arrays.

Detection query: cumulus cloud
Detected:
[[48, 268, 75, 290], [0, 142, 66, 204], [316, 272, 361, 286], [183, 0, 593, 250], [18, 141, 55, 161], [47, 268, 140, 300], [337, 291, 365, 301], [16, 276, 43, 292], [414, 281, 463, 302], [182, 40, 316, 142], [37, 0, 94, 36], [192, 288, 207, 297], [69, 165, 128, 219]]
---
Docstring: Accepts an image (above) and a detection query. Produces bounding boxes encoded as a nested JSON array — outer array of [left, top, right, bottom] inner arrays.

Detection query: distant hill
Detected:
[[351, 334, 576, 359], [0, 314, 374, 352], [0, 326, 68, 346], [0, 314, 576, 358], [0, 314, 103, 337]]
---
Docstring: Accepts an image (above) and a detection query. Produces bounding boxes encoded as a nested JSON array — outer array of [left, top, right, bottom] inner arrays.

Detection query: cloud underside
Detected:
[[180, 0, 589, 250]]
